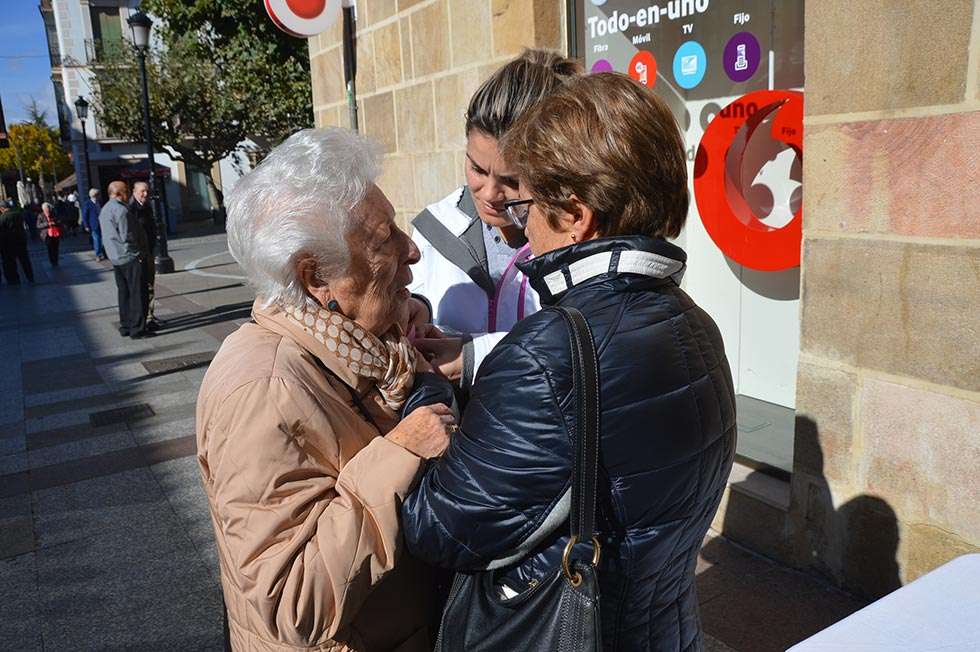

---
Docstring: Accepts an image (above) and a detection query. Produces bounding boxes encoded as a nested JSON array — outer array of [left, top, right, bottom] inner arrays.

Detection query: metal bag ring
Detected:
[[562, 535, 602, 586]]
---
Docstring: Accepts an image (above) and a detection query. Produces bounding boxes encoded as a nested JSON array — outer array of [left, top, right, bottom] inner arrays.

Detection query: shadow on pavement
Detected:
[[155, 282, 244, 301], [154, 301, 252, 337], [697, 416, 901, 650]]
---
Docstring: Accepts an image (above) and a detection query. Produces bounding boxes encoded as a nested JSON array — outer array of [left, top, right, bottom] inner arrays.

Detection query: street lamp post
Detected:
[[127, 10, 174, 274], [74, 96, 92, 192]]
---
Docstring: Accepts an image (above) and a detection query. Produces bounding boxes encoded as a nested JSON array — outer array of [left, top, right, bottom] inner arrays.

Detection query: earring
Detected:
[[327, 299, 340, 312], [570, 234, 577, 243]]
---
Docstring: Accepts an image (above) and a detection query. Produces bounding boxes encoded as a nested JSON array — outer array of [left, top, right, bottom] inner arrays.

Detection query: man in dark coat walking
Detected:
[[130, 181, 158, 328]]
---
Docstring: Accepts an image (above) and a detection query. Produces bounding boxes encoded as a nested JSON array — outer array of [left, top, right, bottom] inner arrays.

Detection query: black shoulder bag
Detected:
[[435, 305, 602, 651]]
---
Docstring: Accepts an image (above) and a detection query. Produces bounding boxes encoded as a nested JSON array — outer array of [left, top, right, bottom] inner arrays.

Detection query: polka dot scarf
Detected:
[[281, 303, 418, 411]]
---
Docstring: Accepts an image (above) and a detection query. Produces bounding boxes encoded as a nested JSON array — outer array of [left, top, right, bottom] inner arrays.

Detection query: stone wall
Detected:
[[308, 0, 566, 230], [791, 0, 980, 598]]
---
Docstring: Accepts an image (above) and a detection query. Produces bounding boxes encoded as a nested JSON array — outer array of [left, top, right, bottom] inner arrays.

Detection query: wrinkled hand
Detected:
[[387, 403, 455, 459], [404, 297, 430, 336], [414, 336, 464, 383]]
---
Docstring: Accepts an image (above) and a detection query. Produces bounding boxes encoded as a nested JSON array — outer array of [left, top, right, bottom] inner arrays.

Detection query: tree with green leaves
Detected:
[[142, 0, 313, 149], [90, 0, 313, 210]]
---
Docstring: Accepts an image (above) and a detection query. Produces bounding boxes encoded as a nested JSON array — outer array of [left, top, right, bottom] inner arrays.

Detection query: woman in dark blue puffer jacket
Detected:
[[402, 72, 737, 651]]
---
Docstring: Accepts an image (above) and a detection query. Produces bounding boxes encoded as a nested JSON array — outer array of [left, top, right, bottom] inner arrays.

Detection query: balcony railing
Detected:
[[84, 38, 129, 66]]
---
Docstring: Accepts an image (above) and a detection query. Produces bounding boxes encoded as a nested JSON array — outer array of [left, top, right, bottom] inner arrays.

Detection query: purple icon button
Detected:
[[723, 32, 761, 82], [591, 58, 614, 73]]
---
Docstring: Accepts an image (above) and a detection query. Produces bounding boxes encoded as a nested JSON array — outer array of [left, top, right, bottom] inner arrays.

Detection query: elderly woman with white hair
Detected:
[[196, 128, 456, 651]]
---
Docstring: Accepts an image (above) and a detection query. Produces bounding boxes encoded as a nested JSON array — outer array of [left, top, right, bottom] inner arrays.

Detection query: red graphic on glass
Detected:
[[694, 90, 803, 271]]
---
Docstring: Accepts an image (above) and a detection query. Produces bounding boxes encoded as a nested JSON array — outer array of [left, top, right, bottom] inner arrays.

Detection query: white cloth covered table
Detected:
[[789, 553, 980, 651]]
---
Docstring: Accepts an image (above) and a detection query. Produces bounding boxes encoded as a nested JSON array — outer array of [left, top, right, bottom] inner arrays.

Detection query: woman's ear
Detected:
[[565, 195, 598, 243], [296, 255, 332, 307]]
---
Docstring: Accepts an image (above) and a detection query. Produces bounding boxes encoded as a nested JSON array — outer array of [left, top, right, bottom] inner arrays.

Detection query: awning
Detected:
[[120, 159, 172, 180], [54, 172, 77, 191]]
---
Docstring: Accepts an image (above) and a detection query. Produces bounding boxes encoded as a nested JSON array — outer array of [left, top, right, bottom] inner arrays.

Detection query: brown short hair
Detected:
[[465, 49, 581, 140], [501, 73, 688, 239]]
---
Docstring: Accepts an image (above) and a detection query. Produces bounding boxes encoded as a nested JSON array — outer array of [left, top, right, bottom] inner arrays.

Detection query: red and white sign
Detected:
[[628, 51, 657, 88], [694, 90, 803, 271], [264, 0, 342, 37]]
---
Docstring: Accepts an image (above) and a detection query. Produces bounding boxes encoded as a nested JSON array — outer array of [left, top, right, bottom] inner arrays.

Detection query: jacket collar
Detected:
[[456, 186, 480, 225], [426, 187, 477, 238], [518, 236, 687, 304], [251, 299, 374, 394]]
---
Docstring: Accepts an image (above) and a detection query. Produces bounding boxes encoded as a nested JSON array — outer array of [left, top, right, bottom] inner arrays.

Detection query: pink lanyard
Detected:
[[488, 243, 532, 332]]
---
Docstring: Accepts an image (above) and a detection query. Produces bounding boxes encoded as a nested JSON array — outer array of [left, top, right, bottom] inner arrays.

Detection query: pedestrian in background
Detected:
[[54, 193, 69, 233], [24, 203, 39, 241], [37, 202, 63, 268], [130, 181, 158, 328], [65, 190, 80, 236], [99, 181, 150, 339], [0, 200, 35, 285], [82, 188, 106, 261]]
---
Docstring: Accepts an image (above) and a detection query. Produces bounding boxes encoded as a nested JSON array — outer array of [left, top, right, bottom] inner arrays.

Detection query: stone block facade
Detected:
[[309, 0, 566, 230], [804, 0, 975, 115], [792, 0, 980, 597]]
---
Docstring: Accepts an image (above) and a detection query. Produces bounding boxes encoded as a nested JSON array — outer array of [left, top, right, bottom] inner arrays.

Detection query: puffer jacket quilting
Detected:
[[402, 235, 736, 651]]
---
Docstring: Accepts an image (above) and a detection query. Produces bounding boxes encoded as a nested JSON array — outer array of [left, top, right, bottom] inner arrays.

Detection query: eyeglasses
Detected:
[[503, 198, 534, 228]]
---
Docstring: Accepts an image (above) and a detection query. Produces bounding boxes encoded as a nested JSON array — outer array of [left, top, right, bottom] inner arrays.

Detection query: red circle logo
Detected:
[[285, 0, 326, 20], [628, 51, 657, 88], [694, 90, 803, 271], [265, 0, 340, 37]]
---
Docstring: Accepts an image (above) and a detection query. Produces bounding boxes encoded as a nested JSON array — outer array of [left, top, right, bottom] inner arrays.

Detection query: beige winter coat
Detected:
[[196, 301, 439, 651]]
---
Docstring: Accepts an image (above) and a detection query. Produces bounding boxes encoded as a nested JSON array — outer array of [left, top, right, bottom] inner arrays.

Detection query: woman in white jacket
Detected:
[[408, 50, 579, 393]]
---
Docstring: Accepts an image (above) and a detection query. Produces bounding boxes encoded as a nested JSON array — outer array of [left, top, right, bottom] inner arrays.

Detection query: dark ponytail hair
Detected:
[[465, 49, 581, 140]]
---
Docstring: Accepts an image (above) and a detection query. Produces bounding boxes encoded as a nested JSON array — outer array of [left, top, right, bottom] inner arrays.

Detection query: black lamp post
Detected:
[[127, 10, 174, 274], [73, 96, 92, 193]]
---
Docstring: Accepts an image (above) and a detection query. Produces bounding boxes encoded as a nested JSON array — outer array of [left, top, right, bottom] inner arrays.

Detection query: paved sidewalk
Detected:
[[1, 228, 250, 650], [0, 228, 864, 651]]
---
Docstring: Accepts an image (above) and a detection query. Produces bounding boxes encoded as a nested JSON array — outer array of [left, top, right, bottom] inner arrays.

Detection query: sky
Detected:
[[0, 0, 60, 127]]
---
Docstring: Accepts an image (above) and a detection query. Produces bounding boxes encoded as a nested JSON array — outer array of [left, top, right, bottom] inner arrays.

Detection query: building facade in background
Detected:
[[38, 0, 251, 224], [309, 0, 979, 600]]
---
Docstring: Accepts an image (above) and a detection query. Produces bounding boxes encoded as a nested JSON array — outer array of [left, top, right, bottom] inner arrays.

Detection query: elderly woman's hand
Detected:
[[387, 403, 455, 459], [404, 297, 431, 335], [414, 336, 464, 382]]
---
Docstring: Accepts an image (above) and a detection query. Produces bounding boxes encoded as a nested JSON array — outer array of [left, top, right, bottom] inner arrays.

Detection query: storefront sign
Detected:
[[582, 0, 804, 271]]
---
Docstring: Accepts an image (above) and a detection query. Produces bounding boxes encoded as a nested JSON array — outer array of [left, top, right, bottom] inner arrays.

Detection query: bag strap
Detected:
[[412, 209, 495, 297], [553, 306, 600, 543]]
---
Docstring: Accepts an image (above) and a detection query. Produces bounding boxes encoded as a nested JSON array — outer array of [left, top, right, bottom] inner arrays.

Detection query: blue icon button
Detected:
[[672, 41, 707, 89]]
